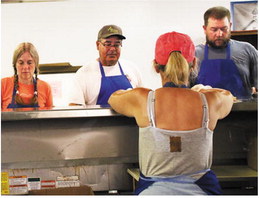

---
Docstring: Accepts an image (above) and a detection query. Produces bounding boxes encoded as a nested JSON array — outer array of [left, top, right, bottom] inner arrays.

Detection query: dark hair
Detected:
[[204, 6, 231, 26]]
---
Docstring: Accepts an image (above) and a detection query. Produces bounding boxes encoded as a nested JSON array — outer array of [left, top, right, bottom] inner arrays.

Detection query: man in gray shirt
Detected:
[[194, 6, 257, 99]]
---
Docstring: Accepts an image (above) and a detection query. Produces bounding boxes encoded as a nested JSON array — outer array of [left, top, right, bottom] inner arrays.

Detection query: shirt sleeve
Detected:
[[134, 65, 144, 87], [190, 44, 205, 86], [45, 83, 53, 107], [67, 72, 86, 105], [122, 59, 144, 88]]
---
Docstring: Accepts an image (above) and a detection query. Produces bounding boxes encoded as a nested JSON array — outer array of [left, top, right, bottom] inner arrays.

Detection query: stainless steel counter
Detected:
[[1, 100, 257, 192], [1, 100, 257, 121], [1, 105, 118, 121], [1, 105, 139, 191]]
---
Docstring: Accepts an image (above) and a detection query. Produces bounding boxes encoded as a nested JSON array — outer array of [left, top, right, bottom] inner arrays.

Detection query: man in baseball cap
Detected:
[[68, 24, 142, 106]]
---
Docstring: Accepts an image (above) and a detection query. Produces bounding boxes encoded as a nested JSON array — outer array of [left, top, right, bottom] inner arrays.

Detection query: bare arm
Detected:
[[108, 88, 150, 118], [199, 88, 234, 120]]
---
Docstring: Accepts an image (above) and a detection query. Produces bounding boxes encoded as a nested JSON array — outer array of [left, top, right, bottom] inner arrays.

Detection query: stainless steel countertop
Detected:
[[1, 100, 257, 121], [1, 105, 120, 121], [231, 99, 257, 111]]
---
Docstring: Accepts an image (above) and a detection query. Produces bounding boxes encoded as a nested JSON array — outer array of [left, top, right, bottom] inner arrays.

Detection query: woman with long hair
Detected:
[[1, 42, 53, 109]]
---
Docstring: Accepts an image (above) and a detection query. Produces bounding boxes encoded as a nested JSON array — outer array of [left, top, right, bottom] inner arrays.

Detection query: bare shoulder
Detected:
[[108, 87, 151, 118], [199, 88, 234, 119], [199, 88, 233, 103], [109, 87, 151, 109], [110, 87, 151, 98], [131, 87, 151, 96]]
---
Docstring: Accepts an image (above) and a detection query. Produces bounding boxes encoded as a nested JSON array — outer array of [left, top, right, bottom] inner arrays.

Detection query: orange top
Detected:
[[1, 76, 53, 110]]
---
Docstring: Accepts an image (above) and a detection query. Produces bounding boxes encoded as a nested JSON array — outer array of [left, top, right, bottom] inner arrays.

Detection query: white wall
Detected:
[[1, 0, 232, 106]]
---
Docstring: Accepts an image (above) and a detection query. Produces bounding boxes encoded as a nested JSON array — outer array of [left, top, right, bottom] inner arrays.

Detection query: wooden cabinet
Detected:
[[231, 30, 258, 49]]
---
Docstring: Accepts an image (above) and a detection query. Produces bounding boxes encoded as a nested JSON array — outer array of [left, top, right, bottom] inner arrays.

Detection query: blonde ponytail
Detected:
[[164, 52, 189, 86]]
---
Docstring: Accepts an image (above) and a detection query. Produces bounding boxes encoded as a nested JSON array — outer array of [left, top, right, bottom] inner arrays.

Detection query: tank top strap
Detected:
[[147, 90, 156, 127], [199, 92, 209, 129]]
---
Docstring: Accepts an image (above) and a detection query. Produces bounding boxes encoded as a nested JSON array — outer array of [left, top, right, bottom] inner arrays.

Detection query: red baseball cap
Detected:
[[155, 31, 195, 65]]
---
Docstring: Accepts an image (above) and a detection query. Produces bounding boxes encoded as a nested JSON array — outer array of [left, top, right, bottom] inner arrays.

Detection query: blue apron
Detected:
[[7, 78, 39, 108], [96, 61, 133, 105], [197, 44, 251, 99]]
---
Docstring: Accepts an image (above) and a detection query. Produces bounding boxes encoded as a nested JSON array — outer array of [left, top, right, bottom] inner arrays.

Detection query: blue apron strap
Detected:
[[204, 45, 209, 60], [118, 62, 125, 75], [139, 175, 195, 184], [139, 169, 210, 183], [10, 87, 17, 106], [99, 61, 106, 77], [226, 43, 231, 59], [99, 61, 124, 76], [8, 78, 39, 108]]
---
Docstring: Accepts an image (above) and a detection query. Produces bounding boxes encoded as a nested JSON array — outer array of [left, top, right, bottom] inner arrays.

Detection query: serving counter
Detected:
[[1, 100, 258, 194], [2, 105, 139, 192]]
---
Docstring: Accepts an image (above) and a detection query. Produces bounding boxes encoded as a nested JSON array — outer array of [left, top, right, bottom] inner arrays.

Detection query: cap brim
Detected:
[[104, 34, 126, 40]]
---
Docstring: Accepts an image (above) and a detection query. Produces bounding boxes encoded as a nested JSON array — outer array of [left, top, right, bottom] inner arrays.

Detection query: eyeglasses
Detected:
[[99, 41, 122, 49]]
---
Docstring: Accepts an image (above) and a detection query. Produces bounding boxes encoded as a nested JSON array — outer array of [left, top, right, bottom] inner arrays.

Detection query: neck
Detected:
[[18, 77, 34, 85], [98, 58, 117, 66]]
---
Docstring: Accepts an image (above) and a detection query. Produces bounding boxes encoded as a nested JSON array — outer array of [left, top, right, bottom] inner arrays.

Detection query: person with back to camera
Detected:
[[108, 31, 234, 195], [1, 42, 53, 110], [194, 6, 257, 100], [69, 24, 142, 106]]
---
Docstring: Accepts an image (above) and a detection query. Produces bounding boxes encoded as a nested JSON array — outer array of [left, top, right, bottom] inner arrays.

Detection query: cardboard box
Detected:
[[28, 185, 94, 195]]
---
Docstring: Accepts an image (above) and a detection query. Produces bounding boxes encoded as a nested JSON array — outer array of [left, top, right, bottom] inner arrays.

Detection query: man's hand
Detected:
[[252, 87, 257, 95]]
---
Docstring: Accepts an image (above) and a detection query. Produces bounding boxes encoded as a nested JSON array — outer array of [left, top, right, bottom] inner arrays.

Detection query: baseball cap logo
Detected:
[[107, 26, 119, 33]]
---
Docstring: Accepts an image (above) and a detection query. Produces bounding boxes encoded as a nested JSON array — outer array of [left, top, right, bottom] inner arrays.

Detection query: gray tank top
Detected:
[[139, 90, 213, 178]]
